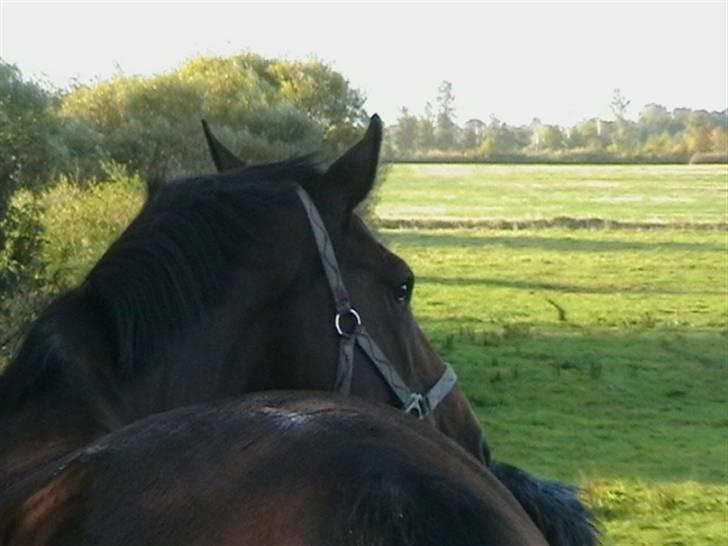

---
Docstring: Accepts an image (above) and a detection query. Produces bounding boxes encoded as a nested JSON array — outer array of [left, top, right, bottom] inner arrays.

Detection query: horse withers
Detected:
[[0, 392, 548, 546]]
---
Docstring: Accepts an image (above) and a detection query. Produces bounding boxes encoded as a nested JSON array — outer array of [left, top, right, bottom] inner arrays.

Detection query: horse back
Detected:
[[0, 393, 547, 546]]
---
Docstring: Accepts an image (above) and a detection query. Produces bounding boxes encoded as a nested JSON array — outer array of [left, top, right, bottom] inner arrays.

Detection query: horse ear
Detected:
[[322, 114, 382, 211], [201, 119, 246, 172]]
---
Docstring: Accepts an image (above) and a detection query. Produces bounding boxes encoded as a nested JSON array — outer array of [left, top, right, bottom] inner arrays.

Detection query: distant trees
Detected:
[[435, 81, 457, 149], [479, 117, 528, 156], [386, 81, 728, 162], [393, 107, 418, 157]]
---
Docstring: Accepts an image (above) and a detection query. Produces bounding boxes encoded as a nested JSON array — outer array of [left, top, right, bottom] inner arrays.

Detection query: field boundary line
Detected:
[[374, 217, 728, 231]]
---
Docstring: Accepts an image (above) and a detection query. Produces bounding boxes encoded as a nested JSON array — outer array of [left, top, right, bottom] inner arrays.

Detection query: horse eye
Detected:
[[394, 278, 414, 304]]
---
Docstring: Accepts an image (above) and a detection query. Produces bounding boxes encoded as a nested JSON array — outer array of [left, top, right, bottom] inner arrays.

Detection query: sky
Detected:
[[1, 1, 726, 127]]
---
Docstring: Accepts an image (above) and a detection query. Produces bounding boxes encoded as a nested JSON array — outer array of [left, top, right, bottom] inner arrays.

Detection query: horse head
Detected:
[[200, 115, 488, 463]]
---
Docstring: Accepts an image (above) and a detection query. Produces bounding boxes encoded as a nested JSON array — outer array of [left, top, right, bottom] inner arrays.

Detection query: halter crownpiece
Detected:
[[295, 186, 458, 419]]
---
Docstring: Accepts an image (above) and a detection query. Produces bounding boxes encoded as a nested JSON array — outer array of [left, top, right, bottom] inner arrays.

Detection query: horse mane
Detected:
[[0, 157, 323, 412]]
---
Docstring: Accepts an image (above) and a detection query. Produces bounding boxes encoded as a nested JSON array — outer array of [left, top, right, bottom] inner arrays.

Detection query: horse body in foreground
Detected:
[[0, 393, 548, 546], [0, 116, 597, 545]]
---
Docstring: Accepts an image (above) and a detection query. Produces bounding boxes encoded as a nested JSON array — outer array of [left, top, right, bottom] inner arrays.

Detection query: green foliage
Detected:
[[394, 108, 419, 157], [534, 124, 566, 151], [384, 82, 727, 162], [38, 165, 145, 291], [0, 61, 59, 213], [0, 166, 145, 365], [435, 80, 457, 149], [479, 119, 529, 156], [0, 187, 45, 290], [0, 61, 109, 209], [59, 54, 366, 179]]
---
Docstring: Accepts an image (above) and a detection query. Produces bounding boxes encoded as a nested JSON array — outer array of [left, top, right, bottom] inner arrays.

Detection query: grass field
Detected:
[[377, 164, 727, 225], [1, 163, 725, 544], [376, 164, 727, 545]]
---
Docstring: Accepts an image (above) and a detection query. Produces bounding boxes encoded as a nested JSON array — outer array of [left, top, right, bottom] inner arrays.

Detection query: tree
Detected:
[[394, 107, 419, 157], [534, 125, 566, 151], [567, 119, 606, 150], [710, 127, 728, 153], [479, 117, 526, 156], [609, 89, 639, 152], [462, 119, 486, 149], [0, 61, 58, 202], [417, 102, 436, 150], [610, 88, 631, 121], [435, 81, 457, 149], [681, 111, 713, 154], [59, 54, 367, 177], [638, 104, 674, 135]]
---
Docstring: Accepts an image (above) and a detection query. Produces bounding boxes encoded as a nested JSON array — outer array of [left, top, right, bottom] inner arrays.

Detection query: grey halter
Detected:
[[295, 186, 458, 419]]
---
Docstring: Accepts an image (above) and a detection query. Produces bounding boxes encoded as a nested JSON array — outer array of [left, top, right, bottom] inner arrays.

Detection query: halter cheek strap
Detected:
[[295, 186, 458, 419]]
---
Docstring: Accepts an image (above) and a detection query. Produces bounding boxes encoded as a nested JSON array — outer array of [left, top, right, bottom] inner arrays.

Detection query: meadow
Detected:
[[377, 164, 727, 226], [377, 164, 728, 545], [0, 163, 725, 544]]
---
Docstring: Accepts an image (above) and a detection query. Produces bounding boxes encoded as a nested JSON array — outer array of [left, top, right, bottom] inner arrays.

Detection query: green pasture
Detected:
[[376, 163, 727, 545], [377, 163, 728, 225], [1, 163, 725, 544]]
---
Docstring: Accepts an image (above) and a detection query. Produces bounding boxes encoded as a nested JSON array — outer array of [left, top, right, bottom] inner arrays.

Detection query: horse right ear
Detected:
[[201, 120, 246, 172], [321, 114, 383, 213]]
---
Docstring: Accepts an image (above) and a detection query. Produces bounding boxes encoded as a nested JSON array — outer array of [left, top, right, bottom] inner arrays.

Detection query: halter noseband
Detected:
[[295, 186, 458, 419]]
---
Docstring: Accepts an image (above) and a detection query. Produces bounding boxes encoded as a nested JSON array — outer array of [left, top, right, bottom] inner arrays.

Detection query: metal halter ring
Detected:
[[335, 307, 362, 337], [404, 393, 430, 419]]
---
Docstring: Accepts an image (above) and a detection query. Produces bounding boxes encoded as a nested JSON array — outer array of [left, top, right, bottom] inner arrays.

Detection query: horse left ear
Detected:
[[201, 120, 246, 172], [322, 114, 382, 211]]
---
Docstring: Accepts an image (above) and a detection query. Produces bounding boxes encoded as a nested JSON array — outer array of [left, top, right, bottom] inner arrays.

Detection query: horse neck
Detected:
[[0, 285, 279, 488], [0, 290, 129, 487]]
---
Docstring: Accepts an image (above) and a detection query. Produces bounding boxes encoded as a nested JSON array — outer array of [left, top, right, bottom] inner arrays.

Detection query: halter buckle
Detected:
[[404, 393, 430, 419], [335, 307, 362, 337]]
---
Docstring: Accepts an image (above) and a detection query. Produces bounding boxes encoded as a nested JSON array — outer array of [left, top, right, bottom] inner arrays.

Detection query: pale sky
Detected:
[[1, 1, 726, 127]]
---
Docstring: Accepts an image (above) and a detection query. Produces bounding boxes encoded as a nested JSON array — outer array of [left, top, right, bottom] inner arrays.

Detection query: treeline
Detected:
[[383, 82, 728, 163], [0, 54, 367, 213]]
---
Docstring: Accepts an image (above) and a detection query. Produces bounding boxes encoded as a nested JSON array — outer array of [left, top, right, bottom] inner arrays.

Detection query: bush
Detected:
[[0, 164, 145, 368], [39, 164, 145, 291], [0, 164, 144, 298], [59, 54, 367, 180], [0, 60, 63, 223], [0, 187, 45, 291]]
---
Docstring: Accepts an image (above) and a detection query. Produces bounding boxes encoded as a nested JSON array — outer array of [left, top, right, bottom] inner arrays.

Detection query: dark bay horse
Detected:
[[0, 116, 481, 486], [202, 117, 599, 546], [0, 116, 596, 545], [0, 392, 548, 546]]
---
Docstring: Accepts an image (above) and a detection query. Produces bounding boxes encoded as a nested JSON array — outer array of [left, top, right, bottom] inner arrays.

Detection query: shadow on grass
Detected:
[[384, 231, 726, 253], [417, 275, 725, 296], [422, 324, 727, 485]]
